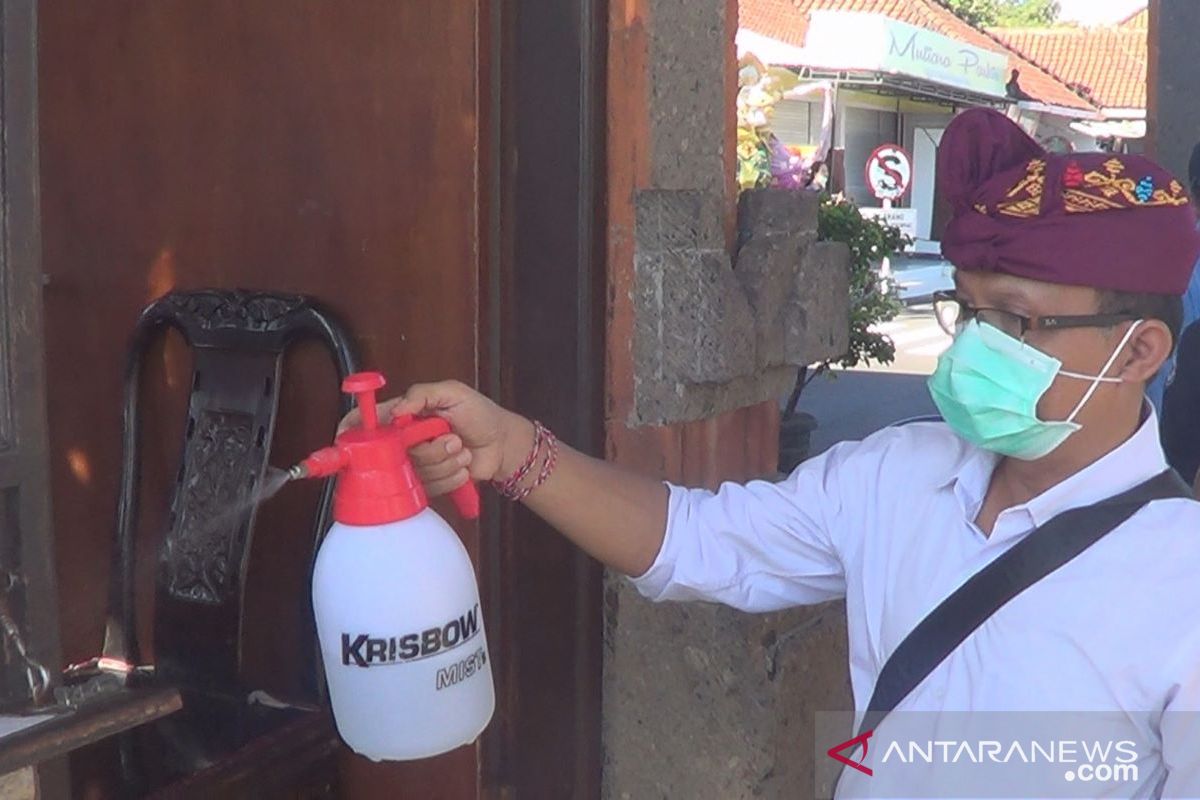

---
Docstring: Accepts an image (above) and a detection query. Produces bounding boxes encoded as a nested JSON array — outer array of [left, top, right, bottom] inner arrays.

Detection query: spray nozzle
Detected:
[[289, 371, 480, 523], [291, 445, 349, 480]]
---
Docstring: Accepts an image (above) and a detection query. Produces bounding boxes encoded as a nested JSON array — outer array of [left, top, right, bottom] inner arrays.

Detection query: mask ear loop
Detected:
[[1059, 319, 1144, 422]]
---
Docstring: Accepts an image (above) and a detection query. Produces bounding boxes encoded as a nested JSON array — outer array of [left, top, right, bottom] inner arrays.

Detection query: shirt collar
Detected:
[[949, 446, 998, 523], [1021, 405, 1168, 527], [948, 404, 1168, 529]]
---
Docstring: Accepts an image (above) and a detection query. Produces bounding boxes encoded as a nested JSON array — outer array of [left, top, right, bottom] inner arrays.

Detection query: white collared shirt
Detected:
[[628, 411, 1200, 797]]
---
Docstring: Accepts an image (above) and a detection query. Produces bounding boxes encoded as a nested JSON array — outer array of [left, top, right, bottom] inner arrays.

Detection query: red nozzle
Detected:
[[300, 446, 349, 478]]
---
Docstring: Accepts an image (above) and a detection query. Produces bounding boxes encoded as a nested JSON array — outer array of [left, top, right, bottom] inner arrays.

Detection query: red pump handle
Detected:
[[391, 412, 481, 520], [342, 372, 387, 431]]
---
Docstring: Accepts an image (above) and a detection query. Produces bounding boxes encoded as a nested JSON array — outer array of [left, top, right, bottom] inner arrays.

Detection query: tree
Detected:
[[943, 0, 1061, 27], [996, 0, 1060, 26], [944, 0, 1000, 26]]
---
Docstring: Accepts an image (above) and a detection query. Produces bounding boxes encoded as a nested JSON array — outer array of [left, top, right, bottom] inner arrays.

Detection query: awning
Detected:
[[790, 67, 1009, 108], [1069, 118, 1147, 140], [736, 23, 1008, 109], [800, 11, 1010, 99], [1015, 100, 1103, 121]]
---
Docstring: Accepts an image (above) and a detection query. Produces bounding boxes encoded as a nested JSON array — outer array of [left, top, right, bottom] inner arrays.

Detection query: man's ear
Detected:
[[1117, 319, 1173, 383]]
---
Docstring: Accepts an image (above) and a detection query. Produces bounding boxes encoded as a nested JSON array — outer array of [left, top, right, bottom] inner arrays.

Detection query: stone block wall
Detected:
[[604, 588, 853, 799], [632, 188, 850, 425]]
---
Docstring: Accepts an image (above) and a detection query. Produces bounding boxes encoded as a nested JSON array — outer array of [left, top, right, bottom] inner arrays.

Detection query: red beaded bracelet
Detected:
[[493, 420, 543, 496], [491, 420, 558, 501]]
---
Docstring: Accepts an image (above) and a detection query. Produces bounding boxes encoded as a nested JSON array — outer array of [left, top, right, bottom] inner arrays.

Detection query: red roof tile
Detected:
[[988, 26, 1145, 110], [739, 0, 1097, 112]]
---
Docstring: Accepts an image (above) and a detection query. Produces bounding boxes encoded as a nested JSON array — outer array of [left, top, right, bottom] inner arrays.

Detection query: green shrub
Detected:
[[783, 195, 910, 418], [817, 195, 908, 371]]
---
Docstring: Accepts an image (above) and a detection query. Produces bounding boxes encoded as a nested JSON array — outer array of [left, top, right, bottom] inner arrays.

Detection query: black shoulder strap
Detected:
[[857, 468, 1193, 739]]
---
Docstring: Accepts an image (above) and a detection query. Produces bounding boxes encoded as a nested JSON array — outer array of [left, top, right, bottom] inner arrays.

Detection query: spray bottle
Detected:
[[289, 371, 493, 761]]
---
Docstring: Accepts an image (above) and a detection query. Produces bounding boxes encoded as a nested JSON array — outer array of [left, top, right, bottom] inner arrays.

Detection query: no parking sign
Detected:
[[865, 144, 912, 202]]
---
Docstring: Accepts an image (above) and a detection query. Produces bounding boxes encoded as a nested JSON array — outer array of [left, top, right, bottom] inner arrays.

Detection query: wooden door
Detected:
[[38, 2, 487, 796], [38, 1, 605, 797]]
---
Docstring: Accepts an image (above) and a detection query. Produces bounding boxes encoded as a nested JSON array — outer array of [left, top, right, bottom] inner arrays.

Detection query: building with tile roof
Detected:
[[740, 0, 1097, 112], [989, 22, 1146, 142], [737, 0, 1108, 250]]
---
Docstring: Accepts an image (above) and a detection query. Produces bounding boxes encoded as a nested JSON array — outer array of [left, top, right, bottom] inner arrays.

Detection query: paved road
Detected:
[[790, 307, 949, 457], [867, 304, 951, 375]]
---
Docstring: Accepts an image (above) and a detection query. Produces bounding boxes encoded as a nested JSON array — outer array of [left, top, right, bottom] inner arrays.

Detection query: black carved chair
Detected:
[[62, 289, 357, 797]]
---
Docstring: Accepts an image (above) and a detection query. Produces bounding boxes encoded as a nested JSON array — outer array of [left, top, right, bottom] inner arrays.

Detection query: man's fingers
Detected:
[[339, 381, 465, 435], [337, 408, 361, 435], [415, 449, 471, 483], [412, 436, 471, 485], [384, 382, 463, 421], [410, 436, 462, 467], [423, 468, 471, 498]]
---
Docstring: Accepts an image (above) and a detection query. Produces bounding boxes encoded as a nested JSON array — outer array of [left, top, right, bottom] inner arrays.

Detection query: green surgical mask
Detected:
[[927, 318, 1142, 460]]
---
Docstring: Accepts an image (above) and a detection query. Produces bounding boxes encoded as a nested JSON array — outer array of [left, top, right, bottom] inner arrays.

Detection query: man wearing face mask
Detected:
[[351, 109, 1200, 796]]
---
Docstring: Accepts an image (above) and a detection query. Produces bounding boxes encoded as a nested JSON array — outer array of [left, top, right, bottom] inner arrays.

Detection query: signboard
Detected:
[[802, 11, 1009, 99], [860, 207, 918, 244], [865, 145, 912, 201]]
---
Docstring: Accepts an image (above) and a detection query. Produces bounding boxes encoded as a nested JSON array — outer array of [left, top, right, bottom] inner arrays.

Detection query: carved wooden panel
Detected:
[[159, 290, 307, 334], [162, 410, 257, 605]]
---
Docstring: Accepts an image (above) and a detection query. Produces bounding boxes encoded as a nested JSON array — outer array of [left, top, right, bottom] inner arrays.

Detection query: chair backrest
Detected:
[[102, 290, 357, 701]]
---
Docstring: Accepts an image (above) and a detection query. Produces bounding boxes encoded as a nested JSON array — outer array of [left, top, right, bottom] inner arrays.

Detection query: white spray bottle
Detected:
[[291, 371, 493, 761]]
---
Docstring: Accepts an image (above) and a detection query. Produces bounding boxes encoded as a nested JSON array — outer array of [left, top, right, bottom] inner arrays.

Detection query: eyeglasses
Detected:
[[931, 290, 1137, 340]]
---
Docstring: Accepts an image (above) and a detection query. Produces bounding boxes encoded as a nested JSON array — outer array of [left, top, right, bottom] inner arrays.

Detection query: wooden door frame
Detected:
[[480, 0, 606, 796], [1, 1, 68, 795]]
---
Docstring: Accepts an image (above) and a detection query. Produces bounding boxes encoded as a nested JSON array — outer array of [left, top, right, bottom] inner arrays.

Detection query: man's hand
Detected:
[[338, 380, 534, 497], [339, 379, 668, 577]]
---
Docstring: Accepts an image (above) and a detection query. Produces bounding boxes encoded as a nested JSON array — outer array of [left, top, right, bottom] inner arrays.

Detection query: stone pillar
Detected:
[[604, 591, 853, 799], [632, 188, 850, 424], [624, 0, 851, 427], [1147, 0, 1200, 181], [602, 0, 855, 797]]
